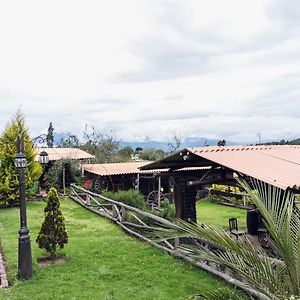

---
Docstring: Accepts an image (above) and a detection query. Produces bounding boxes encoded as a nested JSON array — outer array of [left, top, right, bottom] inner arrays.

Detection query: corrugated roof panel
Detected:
[[83, 162, 151, 176], [84, 162, 209, 176], [35, 148, 94, 161], [187, 146, 300, 190], [140, 145, 300, 190]]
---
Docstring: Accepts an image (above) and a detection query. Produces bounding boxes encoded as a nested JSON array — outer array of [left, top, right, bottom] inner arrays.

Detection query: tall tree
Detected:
[[46, 122, 54, 147], [117, 146, 134, 162], [58, 134, 80, 148], [0, 111, 43, 206], [217, 139, 226, 146], [82, 125, 119, 163], [139, 148, 166, 161]]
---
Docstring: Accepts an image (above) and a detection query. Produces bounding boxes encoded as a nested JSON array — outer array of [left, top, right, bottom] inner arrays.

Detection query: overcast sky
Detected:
[[0, 0, 300, 143]]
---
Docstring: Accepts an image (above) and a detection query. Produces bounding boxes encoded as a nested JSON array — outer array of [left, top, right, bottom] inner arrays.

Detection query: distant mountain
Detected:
[[51, 132, 300, 151], [290, 138, 300, 144], [182, 137, 238, 148], [120, 137, 240, 152], [120, 140, 169, 151], [53, 132, 243, 151], [260, 138, 300, 146]]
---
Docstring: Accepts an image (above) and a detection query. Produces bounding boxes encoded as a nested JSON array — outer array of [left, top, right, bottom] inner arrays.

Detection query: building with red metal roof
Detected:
[[35, 148, 94, 162], [140, 145, 300, 191]]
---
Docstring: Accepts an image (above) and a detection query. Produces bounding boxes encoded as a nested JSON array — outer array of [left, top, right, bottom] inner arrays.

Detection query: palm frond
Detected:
[[238, 179, 300, 295], [150, 178, 300, 299], [192, 286, 249, 300]]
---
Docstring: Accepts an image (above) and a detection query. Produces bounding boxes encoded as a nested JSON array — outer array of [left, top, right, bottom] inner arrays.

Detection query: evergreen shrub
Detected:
[[155, 199, 176, 221], [36, 187, 68, 257], [0, 112, 42, 206]]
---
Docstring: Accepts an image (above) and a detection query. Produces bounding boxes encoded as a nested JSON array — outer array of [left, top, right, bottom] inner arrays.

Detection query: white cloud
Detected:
[[0, 0, 300, 144]]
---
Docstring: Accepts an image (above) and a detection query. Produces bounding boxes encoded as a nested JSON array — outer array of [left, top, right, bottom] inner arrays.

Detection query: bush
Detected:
[[155, 199, 176, 221], [229, 197, 238, 205], [27, 181, 40, 198], [46, 159, 80, 191], [36, 187, 68, 257], [102, 189, 149, 211]]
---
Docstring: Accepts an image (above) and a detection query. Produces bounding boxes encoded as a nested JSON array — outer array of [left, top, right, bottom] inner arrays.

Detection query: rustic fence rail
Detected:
[[69, 184, 270, 300]]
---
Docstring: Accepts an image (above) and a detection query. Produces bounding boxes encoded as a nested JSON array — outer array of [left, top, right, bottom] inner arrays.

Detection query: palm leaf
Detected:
[[192, 286, 250, 300], [150, 178, 300, 299]]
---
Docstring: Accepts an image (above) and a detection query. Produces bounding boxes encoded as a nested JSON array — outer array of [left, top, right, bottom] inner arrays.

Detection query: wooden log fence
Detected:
[[69, 183, 272, 300]]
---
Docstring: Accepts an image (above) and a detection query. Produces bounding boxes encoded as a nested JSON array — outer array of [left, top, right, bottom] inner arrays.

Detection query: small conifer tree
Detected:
[[36, 187, 68, 257]]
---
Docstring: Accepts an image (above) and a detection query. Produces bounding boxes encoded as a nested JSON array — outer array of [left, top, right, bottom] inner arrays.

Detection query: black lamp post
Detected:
[[38, 150, 49, 194], [15, 135, 32, 280], [14, 135, 49, 280]]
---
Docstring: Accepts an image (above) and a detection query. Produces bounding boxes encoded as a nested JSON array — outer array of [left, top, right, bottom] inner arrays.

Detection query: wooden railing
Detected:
[[69, 184, 270, 300]]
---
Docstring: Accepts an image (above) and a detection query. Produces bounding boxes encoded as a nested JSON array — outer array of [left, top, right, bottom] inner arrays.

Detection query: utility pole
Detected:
[[257, 132, 261, 144]]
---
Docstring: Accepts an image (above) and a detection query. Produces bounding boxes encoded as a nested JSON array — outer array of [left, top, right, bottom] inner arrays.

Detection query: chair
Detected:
[[229, 218, 246, 240]]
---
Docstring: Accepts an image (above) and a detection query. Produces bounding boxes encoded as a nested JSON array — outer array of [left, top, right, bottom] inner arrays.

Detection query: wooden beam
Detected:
[[187, 178, 237, 187]]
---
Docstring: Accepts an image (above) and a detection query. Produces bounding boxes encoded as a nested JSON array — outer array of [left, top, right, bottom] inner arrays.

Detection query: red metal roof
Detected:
[[141, 145, 300, 190], [83, 162, 152, 176], [84, 162, 208, 176], [35, 148, 94, 162], [188, 145, 300, 190]]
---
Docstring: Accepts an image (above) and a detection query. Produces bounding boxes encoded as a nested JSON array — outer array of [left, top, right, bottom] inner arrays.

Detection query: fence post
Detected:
[[174, 238, 179, 250], [86, 193, 90, 205], [121, 207, 127, 222], [112, 205, 117, 218]]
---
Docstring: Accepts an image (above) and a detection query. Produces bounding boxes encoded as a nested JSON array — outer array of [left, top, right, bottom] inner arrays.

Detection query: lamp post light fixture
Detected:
[[38, 150, 49, 166], [15, 135, 32, 280], [14, 135, 49, 280], [38, 150, 49, 196]]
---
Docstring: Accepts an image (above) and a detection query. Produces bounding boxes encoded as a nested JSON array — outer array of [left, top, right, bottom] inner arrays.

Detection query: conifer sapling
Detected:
[[36, 187, 68, 257]]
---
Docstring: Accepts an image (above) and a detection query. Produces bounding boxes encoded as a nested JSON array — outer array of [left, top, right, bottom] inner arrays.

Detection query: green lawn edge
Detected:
[[0, 198, 238, 300]]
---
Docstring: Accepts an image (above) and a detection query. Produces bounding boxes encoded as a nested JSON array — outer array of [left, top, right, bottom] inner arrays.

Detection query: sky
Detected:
[[0, 0, 300, 144]]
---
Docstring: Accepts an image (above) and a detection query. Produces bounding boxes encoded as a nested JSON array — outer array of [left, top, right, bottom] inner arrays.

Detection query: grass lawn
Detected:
[[196, 199, 247, 229], [0, 198, 236, 300]]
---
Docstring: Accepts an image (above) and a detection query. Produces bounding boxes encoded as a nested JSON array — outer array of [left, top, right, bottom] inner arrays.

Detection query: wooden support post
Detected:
[[175, 178, 197, 222], [63, 166, 66, 196], [136, 173, 140, 191], [158, 176, 161, 209]]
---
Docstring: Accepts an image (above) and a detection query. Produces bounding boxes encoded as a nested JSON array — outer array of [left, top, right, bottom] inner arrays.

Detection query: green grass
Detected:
[[0, 198, 235, 300], [197, 199, 247, 229]]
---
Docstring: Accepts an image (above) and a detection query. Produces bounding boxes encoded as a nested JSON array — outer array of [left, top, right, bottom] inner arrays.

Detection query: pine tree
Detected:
[[36, 187, 68, 257], [46, 122, 54, 147], [0, 111, 43, 206]]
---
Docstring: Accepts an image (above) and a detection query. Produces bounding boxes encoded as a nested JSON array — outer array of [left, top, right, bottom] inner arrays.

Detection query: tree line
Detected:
[[46, 122, 167, 163]]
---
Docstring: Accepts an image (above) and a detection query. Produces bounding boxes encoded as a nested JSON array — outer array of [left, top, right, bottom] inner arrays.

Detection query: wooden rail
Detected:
[[69, 184, 271, 300]]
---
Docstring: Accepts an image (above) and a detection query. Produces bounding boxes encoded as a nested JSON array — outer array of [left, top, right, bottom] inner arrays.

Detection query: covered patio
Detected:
[[82, 161, 210, 208], [140, 145, 300, 240]]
